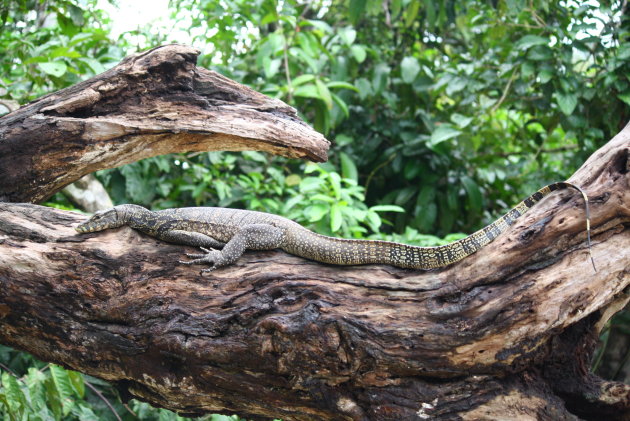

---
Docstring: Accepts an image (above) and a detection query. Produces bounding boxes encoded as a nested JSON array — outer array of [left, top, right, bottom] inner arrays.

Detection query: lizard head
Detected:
[[75, 207, 125, 233]]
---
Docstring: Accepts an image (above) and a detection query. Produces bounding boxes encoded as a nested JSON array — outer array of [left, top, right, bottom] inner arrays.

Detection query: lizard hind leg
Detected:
[[179, 224, 285, 272]]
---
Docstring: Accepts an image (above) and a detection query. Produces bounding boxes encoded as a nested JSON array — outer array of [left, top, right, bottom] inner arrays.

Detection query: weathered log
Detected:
[[1, 45, 629, 420], [0, 44, 329, 204]]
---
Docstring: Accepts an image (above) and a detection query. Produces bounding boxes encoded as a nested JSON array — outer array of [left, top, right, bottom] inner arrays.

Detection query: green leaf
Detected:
[[338, 26, 356, 46], [365, 210, 381, 231], [351, 45, 366, 63], [306, 203, 329, 222], [38, 62, 68, 77], [330, 203, 343, 232], [556, 91, 578, 115], [618, 93, 630, 106], [263, 57, 281, 78], [618, 43, 630, 60], [450, 113, 473, 128], [348, 0, 367, 24], [293, 83, 320, 99], [430, 125, 462, 145], [72, 403, 99, 420], [538, 69, 554, 84], [285, 174, 301, 186], [292, 74, 316, 86], [461, 176, 482, 214], [372, 63, 390, 94], [50, 364, 76, 415], [310, 194, 336, 203], [331, 93, 349, 118], [2, 371, 26, 417], [404, 0, 421, 27], [515, 35, 549, 50], [401, 56, 420, 83], [50, 46, 81, 59], [315, 79, 333, 109], [355, 78, 372, 99], [527, 45, 553, 61], [370, 205, 405, 212], [339, 152, 358, 181], [67, 370, 85, 399], [328, 172, 342, 198], [300, 176, 324, 192], [326, 81, 358, 92], [335, 134, 354, 146], [521, 61, 536, 78]]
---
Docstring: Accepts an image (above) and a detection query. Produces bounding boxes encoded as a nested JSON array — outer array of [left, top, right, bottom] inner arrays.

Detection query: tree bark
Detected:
[[1, 45, 629, 420]]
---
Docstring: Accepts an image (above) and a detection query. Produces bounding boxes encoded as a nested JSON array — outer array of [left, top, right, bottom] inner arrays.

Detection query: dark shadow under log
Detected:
[[0, 45, 629, 420]]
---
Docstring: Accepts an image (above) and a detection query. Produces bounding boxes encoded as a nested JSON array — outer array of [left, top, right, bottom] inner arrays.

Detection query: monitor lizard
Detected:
[[75, 182, 595, 272]]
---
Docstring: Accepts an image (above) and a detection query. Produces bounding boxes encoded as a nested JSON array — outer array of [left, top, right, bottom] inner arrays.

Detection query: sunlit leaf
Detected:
[[315, 78, 333, 109], [401, 56, 420, 83], [515, 35, 549, 50], [330, 203, 343, 231], [38, 62, 67, 77], [339, 152, 358, 181], [306, 203, 329, 222], [370, 205, 405, 212], [351, 45, 366, 63], [430, 125, 462, 145], [326, 81, 358, 92], [338, 26, 357, 46], [556, 91, 578, 115]]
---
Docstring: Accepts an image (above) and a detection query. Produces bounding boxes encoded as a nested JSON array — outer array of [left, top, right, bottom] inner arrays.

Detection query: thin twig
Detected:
[[495, 144, 578, 158], [364, 153, 396, 197], [490, 70, 518, 113], [0, 362, 17, 376], [85, 380, 123, 421]]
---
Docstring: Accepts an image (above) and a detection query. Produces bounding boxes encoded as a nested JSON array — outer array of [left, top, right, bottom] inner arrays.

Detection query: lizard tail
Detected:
[[284, 182, 594, 270]]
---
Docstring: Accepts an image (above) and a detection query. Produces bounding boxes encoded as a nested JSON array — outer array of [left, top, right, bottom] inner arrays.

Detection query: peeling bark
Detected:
[[0, 45, 629, 420]]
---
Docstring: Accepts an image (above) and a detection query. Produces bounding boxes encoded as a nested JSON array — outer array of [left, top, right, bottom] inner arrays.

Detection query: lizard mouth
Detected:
[[75, 219, 112, 233], [75, 223, 98, 233]]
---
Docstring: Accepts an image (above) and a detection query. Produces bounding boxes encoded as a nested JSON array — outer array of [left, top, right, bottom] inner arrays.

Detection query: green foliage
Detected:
[[0, 0, 121, 104], [0, 346, 245, 421]]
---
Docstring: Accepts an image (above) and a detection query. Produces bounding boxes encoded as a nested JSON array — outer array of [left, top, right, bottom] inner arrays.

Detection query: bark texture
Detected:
[[0, 44, 329, 203], [1, 45, 629, 420]]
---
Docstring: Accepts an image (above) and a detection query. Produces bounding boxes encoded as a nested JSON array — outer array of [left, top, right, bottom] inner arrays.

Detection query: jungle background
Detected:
[[1, 0, 629, 419]]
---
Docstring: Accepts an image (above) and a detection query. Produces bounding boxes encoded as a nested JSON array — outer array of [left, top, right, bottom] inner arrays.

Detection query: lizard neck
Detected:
[[115, 204, 154, 230]]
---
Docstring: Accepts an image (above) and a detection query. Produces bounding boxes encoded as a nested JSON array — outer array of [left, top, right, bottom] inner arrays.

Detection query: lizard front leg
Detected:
[[179, 224, 285, 272]]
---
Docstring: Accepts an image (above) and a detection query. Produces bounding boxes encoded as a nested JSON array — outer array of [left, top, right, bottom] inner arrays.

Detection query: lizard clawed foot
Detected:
[[178, 247, 222, 272]]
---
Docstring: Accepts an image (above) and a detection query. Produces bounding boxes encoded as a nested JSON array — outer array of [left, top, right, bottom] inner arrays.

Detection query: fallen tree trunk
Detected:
[[0, 45, 629, 420]]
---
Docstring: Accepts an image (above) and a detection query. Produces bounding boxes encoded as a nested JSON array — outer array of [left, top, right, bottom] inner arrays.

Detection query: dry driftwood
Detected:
[[1, 45, 629, 420]]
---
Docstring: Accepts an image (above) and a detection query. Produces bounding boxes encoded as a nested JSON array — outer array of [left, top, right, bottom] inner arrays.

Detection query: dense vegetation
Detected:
[[1, 0, 628, 419]]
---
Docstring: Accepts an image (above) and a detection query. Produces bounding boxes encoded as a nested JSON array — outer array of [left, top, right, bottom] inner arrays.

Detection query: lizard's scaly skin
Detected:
[[75, 182, 594, 271]]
